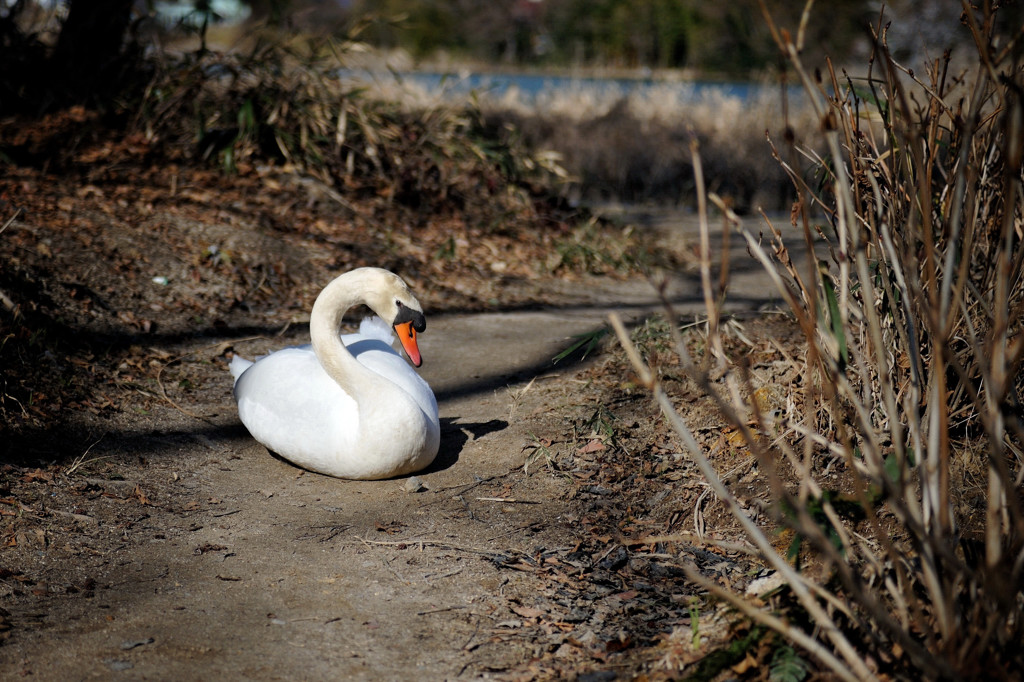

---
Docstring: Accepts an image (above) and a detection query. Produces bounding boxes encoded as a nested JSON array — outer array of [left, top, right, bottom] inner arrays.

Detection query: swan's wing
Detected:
[[232, 348, 359, 460], [346, 339, 439, 424]]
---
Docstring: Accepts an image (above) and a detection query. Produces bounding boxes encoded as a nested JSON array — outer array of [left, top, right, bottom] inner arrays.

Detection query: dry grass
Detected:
[[340, 66, 816, 211], [481, 84, 810, 211], [614, 2, 1024, 679]]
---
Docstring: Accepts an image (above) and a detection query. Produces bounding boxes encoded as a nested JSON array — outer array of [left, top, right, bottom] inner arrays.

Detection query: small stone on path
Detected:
[[403, 476, 428, 493]]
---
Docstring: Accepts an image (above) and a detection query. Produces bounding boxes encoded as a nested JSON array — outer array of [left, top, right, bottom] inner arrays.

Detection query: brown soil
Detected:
[[0, 119, 805, 680]]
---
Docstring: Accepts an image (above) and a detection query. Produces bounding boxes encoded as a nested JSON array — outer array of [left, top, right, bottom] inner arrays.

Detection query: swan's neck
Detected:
[[304, 270, 435, 477], [309, 272, 431, 466], [309, 273, 378, 397]]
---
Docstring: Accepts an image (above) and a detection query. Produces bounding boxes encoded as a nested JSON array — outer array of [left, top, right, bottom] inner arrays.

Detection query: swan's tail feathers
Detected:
[[358, 316, 397, 344], [229, 355, 254, 381]]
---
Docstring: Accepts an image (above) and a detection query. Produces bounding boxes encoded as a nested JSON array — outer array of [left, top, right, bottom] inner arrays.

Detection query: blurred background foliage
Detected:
[[261, 0, 1020, 75], [2, 0, 1021, 210], [348, 0, 871, 74], [6, 0, 1020, 117]]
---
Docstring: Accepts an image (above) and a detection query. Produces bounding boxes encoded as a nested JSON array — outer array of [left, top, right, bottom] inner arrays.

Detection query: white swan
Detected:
[[229, 268, 440, 480]]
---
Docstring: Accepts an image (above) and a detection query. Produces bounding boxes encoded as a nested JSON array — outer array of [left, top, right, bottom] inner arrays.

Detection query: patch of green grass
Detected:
[[553, 327, 609, 364]]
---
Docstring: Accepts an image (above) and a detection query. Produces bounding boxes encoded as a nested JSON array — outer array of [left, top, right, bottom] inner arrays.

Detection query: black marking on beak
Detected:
[[394, 301, 426, 332]]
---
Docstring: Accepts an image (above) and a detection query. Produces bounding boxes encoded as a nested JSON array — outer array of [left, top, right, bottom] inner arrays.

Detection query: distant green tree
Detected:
[[292, 0, 899, 76], [728, 0, 875, 72]]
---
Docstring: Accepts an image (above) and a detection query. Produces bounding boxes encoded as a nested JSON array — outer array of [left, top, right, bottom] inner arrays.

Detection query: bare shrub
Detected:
[[613, 2, 1023, 679]]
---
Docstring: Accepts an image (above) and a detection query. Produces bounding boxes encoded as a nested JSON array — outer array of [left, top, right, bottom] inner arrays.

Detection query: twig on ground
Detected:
[[351, 536, 516, 561], [65, 434, 108, 476], [1, 208, 21, 235], [416, 604, 468, 616]]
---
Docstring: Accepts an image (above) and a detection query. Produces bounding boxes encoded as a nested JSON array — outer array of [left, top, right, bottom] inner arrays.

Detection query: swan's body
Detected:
[[230, 268, 440, 480]]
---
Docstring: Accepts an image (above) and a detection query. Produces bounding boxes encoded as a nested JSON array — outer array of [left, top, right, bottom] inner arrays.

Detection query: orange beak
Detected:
[[394, 321, 423, 367]]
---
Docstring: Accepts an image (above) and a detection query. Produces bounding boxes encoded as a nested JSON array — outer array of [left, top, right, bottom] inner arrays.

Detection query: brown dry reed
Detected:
[[478, 83, 805, 211], [613, 2, 1023, 680]]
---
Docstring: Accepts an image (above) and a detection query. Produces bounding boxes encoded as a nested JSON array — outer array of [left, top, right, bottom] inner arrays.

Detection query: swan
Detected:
[[229, 268, 440, 480]]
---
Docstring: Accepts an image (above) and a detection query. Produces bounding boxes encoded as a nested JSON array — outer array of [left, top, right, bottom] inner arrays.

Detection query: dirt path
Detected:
[[0, 215, 794, 680]]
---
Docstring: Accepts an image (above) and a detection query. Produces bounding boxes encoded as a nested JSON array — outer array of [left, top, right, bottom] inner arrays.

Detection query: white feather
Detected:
[[229, 269, 439, 480]]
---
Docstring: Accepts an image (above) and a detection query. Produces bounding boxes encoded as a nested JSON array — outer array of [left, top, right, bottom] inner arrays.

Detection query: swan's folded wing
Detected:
[[348, 342, 439, 424]]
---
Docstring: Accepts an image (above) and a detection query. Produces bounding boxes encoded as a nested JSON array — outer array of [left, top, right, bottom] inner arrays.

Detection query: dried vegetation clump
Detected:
[[611, 3, 1024, 679], [136, 36, 570, 230]]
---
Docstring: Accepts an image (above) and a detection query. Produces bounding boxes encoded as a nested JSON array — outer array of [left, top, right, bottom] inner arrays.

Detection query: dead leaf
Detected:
[[132, 484, 151, 505], [22, 469, 53, 483], [724, 429, 746, 448], [375, 520, 406, 535], [730, 653, 757, 674], [510, 605, 546, 619], [605, 635, 633, 653]]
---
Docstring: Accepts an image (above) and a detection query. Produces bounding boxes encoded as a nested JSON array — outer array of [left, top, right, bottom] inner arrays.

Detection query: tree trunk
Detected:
[[51, 0, 135, 104]]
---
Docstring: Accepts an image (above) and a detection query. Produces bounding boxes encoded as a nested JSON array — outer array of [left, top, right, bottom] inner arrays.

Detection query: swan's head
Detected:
[[313, 268, 429, 366], [360, 268, 427, 367]]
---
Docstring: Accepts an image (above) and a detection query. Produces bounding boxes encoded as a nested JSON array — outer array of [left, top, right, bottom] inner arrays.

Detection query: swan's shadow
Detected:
[[422, 417, 508, 475]]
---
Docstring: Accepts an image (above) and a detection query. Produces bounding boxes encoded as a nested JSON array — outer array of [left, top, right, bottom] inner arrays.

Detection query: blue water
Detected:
[[343, 69, 787, 103]]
